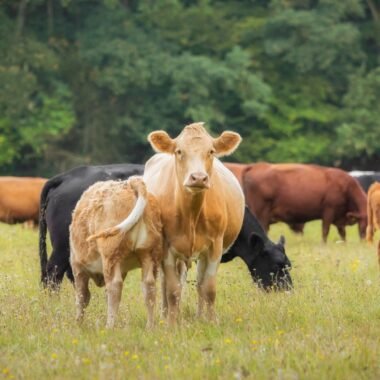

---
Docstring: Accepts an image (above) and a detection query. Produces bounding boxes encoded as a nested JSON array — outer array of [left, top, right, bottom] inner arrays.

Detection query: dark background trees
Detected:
[[0, 0, 379, 176]]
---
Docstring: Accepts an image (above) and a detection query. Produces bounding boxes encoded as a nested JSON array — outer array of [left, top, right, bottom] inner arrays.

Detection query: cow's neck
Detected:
[[176, 185, 205, 226]]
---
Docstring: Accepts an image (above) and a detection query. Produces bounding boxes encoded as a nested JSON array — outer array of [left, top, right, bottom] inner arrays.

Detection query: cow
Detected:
[[366, 182, 380, 243], [350, 171, 380, 193], [224, 162, 306, 236], [243, 163, 367, 242], [70, 177, 163, 328], [143, 122, 245, 325], [221, 206, 292, 290], [39, 163, 292, 291], [0, 177, 47, 225], [39, 164, 144, 288]]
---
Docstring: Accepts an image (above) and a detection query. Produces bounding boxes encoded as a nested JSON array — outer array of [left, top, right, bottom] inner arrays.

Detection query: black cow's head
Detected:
[[249, 235, 292, 291]]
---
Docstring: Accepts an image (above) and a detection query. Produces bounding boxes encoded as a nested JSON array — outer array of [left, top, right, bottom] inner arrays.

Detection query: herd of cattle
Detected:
[[1, 123, 380, 327]]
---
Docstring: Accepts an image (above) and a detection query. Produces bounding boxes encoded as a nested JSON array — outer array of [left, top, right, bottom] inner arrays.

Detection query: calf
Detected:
[[70, 177, 163, 329], [221, 206, 292, 290]]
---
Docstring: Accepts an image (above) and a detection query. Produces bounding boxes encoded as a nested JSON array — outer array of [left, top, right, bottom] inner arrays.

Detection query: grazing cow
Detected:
[[243, 163, 367, 242], [350, 171, 380, 193], [366, 182, 380, 243], [221, 206, 292, 290], [143, 122, 245, 324], [39, 164, 144, 288], [70, 177, 163, 328], [0, 177, 47, 225]]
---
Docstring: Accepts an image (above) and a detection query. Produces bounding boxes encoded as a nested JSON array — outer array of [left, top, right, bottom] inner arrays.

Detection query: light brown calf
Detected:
[[69, 177, 163, 329], [366, 182, 380, 267]]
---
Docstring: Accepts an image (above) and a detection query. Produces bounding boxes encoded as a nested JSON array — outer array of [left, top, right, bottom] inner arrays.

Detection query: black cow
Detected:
[[39, 165, 293, 290], [350, 171, 380, 193], [221, 206, 292, 290]]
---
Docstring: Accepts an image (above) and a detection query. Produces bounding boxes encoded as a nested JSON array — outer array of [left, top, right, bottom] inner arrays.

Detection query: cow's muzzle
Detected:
[[185, 172, 210, 190]]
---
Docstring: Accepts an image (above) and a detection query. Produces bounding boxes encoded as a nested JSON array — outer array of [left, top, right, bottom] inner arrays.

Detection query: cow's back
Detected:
[[244, 164, 328, 220]]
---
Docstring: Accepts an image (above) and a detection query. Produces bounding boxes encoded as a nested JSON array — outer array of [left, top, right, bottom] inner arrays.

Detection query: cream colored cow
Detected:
[[70, 177, 163, 329], [143, 122, 245, 325]]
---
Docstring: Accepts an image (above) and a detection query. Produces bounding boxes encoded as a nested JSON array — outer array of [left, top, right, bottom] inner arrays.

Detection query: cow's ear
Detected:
[[213, 131, 242, 157], [250, 233, 264, 253], [278, 235, 286, 246], [148, 131, 176, 154]]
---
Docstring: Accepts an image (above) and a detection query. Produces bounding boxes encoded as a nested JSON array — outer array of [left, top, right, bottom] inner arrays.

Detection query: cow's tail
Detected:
[[87, 176, 148, 242], [39, 175, 64, 282]]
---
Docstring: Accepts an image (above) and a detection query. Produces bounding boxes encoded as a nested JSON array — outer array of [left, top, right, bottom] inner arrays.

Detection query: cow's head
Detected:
[[148, 123, 241, 193], [249, 235, 293, 291], [345, 211, 367, 239]]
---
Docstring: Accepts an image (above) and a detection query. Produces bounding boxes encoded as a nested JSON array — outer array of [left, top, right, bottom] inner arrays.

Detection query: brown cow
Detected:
[[0, 177, 47, 225], [224, 163, 306, 235], [143, 123, 244, 325], [243, 163, 367, 242], [70, 177, 163, 329]]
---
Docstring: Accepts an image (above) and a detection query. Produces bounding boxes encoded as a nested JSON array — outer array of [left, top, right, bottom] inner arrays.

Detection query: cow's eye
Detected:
[[209, 149, 216, 156], [175, 149, 182, 156]]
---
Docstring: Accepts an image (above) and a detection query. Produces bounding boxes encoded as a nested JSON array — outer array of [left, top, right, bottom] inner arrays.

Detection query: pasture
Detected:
[[1, 222, 379, 380]]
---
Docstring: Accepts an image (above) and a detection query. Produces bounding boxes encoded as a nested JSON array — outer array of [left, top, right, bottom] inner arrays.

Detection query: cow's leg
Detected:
[[322, 211, 334, 243], [72, 263, 90, 323], [201, 257, 220, 323], [160, 264, 168, 319], [337, 225, 346, 241], [162, 251, 182, 326], [200, 238, 223, 323], [141, 255, 156, 330], [45, 245, 71, 290], [196, 256, 207, 318], [104, 260, 123, 329]]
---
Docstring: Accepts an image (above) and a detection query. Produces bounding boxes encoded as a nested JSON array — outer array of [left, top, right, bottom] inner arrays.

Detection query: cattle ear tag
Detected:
[[148, 131, 175, 153], [213, 131, 242, 157]]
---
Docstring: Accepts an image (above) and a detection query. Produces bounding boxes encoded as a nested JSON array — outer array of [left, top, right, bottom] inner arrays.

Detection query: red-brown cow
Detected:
[[0, 177, 47, 225], [224, 162, 305, 235], [243, 163, 367, 242]]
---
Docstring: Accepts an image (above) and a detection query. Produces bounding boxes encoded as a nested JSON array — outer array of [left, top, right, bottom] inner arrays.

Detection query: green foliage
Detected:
[[0, 0, 379, 173]]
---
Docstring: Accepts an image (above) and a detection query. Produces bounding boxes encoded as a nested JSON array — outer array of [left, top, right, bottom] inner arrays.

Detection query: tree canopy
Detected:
[[0, 0, 379, 175]]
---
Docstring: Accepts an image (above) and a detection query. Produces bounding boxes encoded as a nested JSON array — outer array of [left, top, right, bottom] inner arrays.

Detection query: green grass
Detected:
[[0, 222, 379, 380]]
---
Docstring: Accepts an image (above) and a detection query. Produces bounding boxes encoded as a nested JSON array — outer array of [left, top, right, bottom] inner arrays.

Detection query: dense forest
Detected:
[[0, 0, 379, 176]]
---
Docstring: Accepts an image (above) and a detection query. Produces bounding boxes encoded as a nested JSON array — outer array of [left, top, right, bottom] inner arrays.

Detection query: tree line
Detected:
[[0, 0, 379, 176]]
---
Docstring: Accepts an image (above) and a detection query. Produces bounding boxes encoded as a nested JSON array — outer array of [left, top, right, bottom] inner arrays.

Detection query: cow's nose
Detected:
[[186, 172, 210, 188]]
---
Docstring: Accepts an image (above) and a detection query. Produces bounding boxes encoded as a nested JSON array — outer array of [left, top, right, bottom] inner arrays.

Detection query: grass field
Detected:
[[0, 221, 379, 380]]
